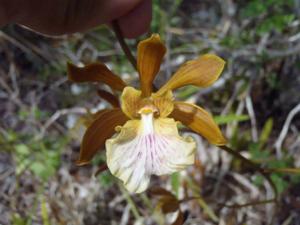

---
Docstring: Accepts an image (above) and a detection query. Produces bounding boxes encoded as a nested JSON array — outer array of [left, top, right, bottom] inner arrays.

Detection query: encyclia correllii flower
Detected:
[[67, 34, 227, 193]]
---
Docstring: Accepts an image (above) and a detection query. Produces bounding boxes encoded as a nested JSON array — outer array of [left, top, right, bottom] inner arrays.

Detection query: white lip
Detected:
[[106, 115, 196, 193]]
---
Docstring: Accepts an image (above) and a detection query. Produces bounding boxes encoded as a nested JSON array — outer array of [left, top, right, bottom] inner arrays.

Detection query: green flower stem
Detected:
[[112, 20, 137, 70], [119, 183, 141, 220]]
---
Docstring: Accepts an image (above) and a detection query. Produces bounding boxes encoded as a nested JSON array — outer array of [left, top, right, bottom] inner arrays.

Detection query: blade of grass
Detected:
[[264, 167, 300, 174], [41, 196, 50, 225], [171, 172, 180, 197], [119, 184, 141, 220]]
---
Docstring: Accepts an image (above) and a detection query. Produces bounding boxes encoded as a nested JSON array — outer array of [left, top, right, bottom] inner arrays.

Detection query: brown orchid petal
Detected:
[[149, 187, 176, 197], [150, 187, 184, 224], [92, 109, 109, 120], [157, 54, 225, 95], [77, 108, 128, 165], [160, 196, 180, 214], [137, 34, 166, 96], [97, 89, 120, 108], [171, 102, 227, 145], [74, 109, 109, 130], [67, 62, 127, 91]]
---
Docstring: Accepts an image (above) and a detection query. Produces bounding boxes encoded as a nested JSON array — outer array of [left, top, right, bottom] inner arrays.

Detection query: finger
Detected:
[[118, 0, 152, 38], [12, 0, 146, 35]]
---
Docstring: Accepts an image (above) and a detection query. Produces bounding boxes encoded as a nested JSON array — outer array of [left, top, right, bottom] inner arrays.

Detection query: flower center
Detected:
[[138, 104, 159, 118], [120, 86, 174, 119], [140, 112, 154, 135], [137, 106, 157, 135]]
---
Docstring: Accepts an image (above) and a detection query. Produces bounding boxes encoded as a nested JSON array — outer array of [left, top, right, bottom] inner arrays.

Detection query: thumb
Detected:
[[10, 0, 150, 36], [117, 0, 152, 38]]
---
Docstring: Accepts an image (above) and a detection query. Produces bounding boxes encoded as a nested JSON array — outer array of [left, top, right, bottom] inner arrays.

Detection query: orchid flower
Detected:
[[67, 34, 226, 193]]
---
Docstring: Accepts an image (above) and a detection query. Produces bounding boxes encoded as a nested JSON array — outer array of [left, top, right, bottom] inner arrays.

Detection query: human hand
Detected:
[[0, 0, 152, 38]]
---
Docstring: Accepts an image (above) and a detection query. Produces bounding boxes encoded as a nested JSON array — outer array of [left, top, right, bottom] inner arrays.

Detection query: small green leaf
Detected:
[[253, 175, 264, 186], [241, 0, 267, 18], [171, 172, 180, 197], [271, 174, 289, 194], [214, 114, 249, 125], [30, 161, 54, 180], [98, 171, 114, 188], [259, 118, 273, 148], [11, 213, 29, 225], [15, 144, 30, 155]]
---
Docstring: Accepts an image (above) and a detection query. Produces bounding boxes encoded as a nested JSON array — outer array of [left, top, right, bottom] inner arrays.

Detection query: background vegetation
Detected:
[[0, 0, 300, 224]]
